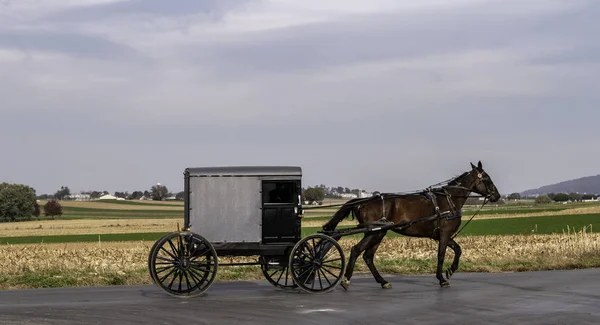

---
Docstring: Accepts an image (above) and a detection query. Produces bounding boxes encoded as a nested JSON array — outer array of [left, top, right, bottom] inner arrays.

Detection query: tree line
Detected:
[[0, 182, 63, 222], [35, 184, 185, 201], [533, 192, 598, 204]]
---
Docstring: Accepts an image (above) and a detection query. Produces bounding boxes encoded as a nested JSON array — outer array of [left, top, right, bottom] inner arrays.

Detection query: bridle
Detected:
[[447, 168, 495, 239], [446, 168, 494, 200], [469, 169, 494, 199]]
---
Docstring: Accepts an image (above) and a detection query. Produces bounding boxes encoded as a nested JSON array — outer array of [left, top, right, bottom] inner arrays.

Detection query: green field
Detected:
[[303, 213, 599, 238], [1, 213, 598, 245]]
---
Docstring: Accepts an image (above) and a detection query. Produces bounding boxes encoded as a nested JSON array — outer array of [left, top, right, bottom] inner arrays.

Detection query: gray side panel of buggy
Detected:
[[188, 176, 261, 243]]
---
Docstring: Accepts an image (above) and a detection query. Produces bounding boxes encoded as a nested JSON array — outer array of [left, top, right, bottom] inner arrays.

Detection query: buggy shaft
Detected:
[[320, 211, 455, 238]]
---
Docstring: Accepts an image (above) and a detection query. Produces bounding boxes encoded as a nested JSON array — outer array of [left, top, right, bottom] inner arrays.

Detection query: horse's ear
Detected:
[[471, 162, 476, 169], [478, 161, 483, 169]]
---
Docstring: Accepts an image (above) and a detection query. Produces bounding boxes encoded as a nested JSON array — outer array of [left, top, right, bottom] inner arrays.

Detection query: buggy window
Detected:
[[262, 181, 296, 204]]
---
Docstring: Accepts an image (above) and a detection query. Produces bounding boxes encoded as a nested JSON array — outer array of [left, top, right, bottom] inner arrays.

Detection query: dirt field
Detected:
[[0, 219, 183, 237]]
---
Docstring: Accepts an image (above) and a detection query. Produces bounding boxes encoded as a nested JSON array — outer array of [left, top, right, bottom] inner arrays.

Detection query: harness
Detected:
[[422, 188, 461, 220], [421, 188, 462, 237], [371, 191, 391, 224]]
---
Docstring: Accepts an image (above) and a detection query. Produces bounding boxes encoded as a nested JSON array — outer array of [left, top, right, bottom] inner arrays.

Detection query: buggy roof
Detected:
[[184, 166, 302, 177]]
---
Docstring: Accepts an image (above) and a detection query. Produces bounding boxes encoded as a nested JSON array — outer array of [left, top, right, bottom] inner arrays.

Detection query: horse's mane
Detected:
[[447, 171, 471, 186], [347, 170, 473, 205]]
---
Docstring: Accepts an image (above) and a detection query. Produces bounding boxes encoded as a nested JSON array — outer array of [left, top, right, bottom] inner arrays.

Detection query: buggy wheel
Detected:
[[289, 234, 346, 294], [148, 231, 218, 298], [260, 256, 297, 289]]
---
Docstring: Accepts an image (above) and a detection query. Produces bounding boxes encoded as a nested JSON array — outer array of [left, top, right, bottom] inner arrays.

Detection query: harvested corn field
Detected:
[[1, 231, 599, 290], [0, 219, 183, 237]]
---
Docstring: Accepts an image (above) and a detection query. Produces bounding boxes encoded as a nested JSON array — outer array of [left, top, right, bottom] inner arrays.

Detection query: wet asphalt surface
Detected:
[[1, 268, 599, 324]]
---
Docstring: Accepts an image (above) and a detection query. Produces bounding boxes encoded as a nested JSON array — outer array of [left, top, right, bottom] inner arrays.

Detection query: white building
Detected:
[[359, 191, 373, 198], [65, 194, 91, 201], [98, 194, 124, 200]]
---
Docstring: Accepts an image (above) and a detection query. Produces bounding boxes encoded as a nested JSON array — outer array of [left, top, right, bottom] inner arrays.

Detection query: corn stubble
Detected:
[[0, 230, 598, 290]]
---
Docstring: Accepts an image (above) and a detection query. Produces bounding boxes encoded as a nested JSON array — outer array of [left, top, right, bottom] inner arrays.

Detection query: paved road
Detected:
[[1, 269, 599, 324]]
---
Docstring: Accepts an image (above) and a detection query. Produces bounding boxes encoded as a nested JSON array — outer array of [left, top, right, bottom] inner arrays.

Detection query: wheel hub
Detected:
[[177, 257, 191, 270]]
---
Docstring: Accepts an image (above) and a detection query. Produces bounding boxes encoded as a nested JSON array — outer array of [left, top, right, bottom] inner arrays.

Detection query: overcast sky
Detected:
[[1, 0, 598, 196]]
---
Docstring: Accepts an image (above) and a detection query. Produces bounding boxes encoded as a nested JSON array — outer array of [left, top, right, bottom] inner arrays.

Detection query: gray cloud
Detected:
[[0, 30, 149, 61], [182, 1, 597, 76], [40, 0, 259, 22], [1, 0, 598, 196]]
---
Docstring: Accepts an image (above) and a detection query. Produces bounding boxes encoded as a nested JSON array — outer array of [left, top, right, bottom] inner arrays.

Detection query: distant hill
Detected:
[[520, 174, 600, 196]]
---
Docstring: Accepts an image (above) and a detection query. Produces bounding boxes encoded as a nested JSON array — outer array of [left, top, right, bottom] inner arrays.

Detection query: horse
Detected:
[[321, 161, 501, 290]]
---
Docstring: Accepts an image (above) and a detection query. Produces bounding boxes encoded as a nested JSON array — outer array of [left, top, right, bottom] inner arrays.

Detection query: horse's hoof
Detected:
[[446, 269, 454, 279], [340, 279, 350, 290], [382, 282, 392, 289], [440, 281, 450, 288]]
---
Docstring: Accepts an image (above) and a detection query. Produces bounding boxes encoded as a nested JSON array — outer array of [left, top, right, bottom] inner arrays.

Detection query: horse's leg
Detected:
[[340, 234, 372, 290], [445, 238, 462, 280], [436, 232, 451, 287], [362, 231, 391, 289]]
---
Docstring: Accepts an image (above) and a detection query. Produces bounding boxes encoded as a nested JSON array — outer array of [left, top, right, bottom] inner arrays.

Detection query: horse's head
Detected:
[[467, 161, 501, 202]]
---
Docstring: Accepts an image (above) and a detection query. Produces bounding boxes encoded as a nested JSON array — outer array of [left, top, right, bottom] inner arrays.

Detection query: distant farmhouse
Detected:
[[98, 194, 125, 201], [65, 193, 91, 201], [332, 191, 373, 199]]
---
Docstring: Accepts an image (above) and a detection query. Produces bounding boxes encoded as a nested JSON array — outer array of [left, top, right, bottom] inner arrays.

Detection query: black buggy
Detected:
[[147, 166, 347, 297]]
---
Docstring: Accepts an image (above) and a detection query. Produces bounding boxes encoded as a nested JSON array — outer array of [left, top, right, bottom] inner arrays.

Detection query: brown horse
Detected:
[[321, 161, 501, 289]]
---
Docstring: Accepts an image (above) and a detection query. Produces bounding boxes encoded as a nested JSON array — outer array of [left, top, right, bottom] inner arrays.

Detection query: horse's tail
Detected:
[[322, 201, 359, 232]]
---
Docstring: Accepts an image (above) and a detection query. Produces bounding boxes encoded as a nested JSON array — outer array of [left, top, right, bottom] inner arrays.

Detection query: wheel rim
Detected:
[[261, 256, 297, 289], [289, 234, 345, 293], [149, 232, 218, 297], [147, 237, 164, 284]]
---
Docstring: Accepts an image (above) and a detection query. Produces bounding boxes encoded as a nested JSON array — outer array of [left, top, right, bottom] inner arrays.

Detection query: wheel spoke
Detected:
[[322, 257, 342, 264], [320, 265, 341, 278], [177, 271, 183, 292], [158, 266, 178, 283], [182, 270, 192, 291], [187, 268, 205, 287], [316, 267, 323, 290], [155, 265, 176, 274], [166, 269, 179, 289], [189, 248, 211, 261], [321, 247, 338, 261], [317, 268, 333, 286], [156, 255, 176, 264], [321, 264, 342, 270], [167, 239, 180, 257], [303, 267, 315, 286], [275, 269, 285, 284], [295, 264, 314, 280], [159, 247, 178, 261]]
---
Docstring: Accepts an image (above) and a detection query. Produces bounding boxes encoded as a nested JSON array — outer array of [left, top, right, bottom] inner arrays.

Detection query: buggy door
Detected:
[[261, 180, 301, 243]]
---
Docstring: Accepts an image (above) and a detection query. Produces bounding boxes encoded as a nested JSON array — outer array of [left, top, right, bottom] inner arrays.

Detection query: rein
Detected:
[[451, 197, 489, 239]]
